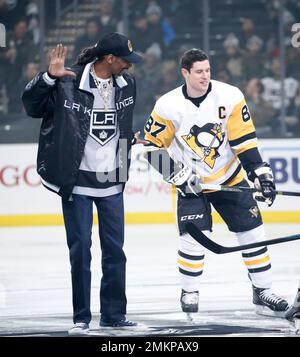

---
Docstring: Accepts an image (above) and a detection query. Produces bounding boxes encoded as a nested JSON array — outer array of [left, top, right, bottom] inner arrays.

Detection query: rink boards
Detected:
[[0, 139, 299, 226]]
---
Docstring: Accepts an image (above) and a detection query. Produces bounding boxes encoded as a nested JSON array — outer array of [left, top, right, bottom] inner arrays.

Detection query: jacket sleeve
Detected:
[[21, 72, 56, 118]]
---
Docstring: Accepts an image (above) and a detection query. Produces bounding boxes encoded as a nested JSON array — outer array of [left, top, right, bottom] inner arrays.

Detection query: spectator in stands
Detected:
[[265, 0, 296, 28], [98, 0, 118, 35], [127, 1, 175, 48], [142, 43, 162, 87], [145, 1, 164, 52], [0, 0, 27, 31], [135, 43, 161, 114], [0, 80, 7, 115], [154, 60, 179, 99], [215, 69, 232, 85], [286, 45, 300, 80], [289, 86, 300, 135], [172, 0, 201, 30], [129, 11, 153, 53], [26, 0, 40, 45], [73, 17, 102, 61], [4, 18, 36, 66], [222, 33, 244, 86], [261, 58, 299, 134], [265, 4, 295, 58], [9, 61, 39, 113], [238, 18, 257, 50], [4, 18, 37, 112], [245, 78, 276, 137], [286, 0, 300, 20], [0, 0, 7, 26], [242, 35, 267, 80]]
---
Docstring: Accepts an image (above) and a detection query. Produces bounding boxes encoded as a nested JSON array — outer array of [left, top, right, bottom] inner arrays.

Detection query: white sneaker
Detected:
[[68, 322, 89, 336]]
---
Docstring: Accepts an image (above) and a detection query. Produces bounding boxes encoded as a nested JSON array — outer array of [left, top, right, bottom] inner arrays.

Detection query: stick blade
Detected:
[[185, 223, 227, 254]]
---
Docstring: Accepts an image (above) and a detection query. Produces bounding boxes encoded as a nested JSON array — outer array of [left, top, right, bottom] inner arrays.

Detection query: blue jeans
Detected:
[[62, 192, 127, 324]]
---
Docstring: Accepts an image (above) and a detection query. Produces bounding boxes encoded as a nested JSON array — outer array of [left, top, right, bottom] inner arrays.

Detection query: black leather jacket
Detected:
[[22, 64, 137, 200]]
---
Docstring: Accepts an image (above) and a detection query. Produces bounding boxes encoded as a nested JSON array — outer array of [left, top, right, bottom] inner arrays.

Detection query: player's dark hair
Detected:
[[180, 49, 209, 72]]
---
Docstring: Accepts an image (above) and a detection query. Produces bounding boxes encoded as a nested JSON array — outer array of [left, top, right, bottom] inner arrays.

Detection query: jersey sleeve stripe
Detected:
[[144, 111, 175, 148], [143, 141, 163, 150], [229, 131, 257, 147], [233, 141, 258, 155], [227, 98, 256, 140], [237, 147, 263, 173]]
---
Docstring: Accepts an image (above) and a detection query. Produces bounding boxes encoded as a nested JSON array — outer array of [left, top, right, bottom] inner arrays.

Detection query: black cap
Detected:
[[95, 32, 142, 63]]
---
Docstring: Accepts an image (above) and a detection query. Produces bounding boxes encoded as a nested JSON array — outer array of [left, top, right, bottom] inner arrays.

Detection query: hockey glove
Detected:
[[248, 163, 276, 206], [167, 166, 202, 197]]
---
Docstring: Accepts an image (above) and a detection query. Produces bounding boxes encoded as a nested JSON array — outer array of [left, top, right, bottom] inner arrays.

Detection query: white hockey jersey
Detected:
[[144, 80, 258, 186]]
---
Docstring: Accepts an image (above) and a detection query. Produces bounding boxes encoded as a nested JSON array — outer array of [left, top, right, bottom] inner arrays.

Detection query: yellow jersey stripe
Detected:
[[244, 255, 270, 266], [234, 141, 258, 155], [177, 259, 204, 269], [227, 99, 256, 141], [227, 169, 244, 186], [202, 157, 238, 183], [144, 111, 175, 149]]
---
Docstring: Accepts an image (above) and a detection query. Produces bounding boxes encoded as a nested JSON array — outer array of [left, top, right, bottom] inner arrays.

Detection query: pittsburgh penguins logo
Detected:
[[249, 206, 259, 218], [182, 123, 224, 169]]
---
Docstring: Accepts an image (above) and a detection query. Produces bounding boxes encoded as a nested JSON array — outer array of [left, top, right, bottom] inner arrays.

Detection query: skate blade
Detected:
[[287, 318, 300, 335], [186, 313, 196, 324], [255, 305, 287, 318]]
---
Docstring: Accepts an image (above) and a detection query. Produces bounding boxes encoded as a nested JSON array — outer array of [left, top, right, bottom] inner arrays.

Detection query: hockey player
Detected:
[[143, 48, 289, 318]]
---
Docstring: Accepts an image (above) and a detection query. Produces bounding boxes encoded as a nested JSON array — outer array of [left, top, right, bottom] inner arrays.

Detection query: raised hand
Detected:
[[48, 44, 76, 78]]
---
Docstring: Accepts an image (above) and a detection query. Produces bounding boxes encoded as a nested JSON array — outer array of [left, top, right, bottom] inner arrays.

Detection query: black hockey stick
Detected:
[[199, 183, 300, 197], [186, 223, 300, 254]]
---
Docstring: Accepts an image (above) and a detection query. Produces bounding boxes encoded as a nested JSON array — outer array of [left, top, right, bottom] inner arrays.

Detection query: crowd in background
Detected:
[[0, 0, 300, 138]]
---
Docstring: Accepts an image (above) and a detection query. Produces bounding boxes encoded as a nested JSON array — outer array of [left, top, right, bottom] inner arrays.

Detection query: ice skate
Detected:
[[180, 289, 199, 323], [285, 287, 300, 334], [252, 286, 289, 317]]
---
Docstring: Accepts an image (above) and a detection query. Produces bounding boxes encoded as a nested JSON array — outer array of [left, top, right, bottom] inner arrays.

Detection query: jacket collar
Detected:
[[76, 62, 128, 90]]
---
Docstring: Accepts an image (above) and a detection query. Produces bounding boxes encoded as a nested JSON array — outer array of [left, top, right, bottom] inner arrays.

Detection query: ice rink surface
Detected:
[[0, 223, 299, 337]]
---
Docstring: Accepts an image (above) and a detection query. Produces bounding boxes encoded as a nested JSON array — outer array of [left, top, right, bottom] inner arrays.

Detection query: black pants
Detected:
[[62, 192, 126, 324], [177, 180, 263, 234]]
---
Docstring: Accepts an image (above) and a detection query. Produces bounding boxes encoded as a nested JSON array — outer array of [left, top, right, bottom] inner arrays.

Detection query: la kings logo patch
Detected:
[[90, 110, 117, 146]]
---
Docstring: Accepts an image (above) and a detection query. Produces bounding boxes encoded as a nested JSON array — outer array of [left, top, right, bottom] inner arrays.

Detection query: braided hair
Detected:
[[75, 46, 104, 65]]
